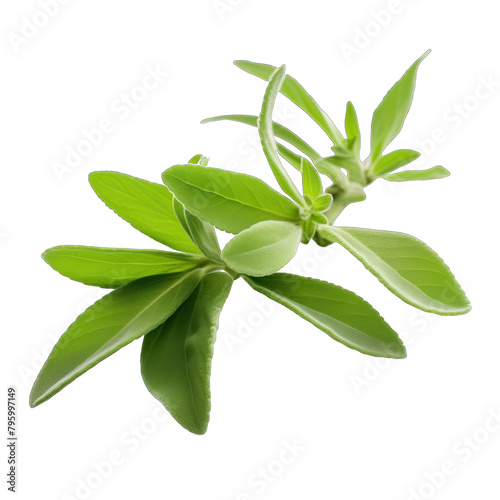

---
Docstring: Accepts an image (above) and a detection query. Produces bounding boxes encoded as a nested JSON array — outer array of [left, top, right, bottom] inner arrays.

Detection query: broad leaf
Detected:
[[141, 272, 233, 435], [42, 245, 207, 288], [222, 221, 301, 276], [162, 165, 300, 234], [383, 166, 450, 182], [89, 171, 200, 254], [371, 50, 430, 159], [30, 270, 204, 407], [234, 60, 344, 145], [245, 273, 406, 358], [370, 149, 421, 177], [301, 158, 323, 199], [318, 226, 470, 315], [258, 65, 303, 203]]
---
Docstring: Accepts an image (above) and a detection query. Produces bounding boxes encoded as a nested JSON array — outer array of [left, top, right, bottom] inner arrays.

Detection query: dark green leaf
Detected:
[[245, 273, 406, 358], [30, 270, 204, 407], [141, 272, 233, 435]]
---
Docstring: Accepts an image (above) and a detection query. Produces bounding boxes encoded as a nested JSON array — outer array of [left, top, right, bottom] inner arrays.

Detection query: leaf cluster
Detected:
[[31, 52, 470, 434]]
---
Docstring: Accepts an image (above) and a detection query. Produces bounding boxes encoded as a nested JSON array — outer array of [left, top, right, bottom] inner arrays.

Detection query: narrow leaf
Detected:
[[245, 273, 406, 358], [141, 272, 233, 435], [162, 165, 300, 234], [383, 166, 450, 182], [318, 226, 470, 315], [301, 158, 323, 200], [371, 50, 430, 158], [222, 221, 301, 276], [42, 246, 207, 288], [277, 143, 303, 171], [89, 171, 200, 254], [258, 65, 303, 204], [370, 149, 421, 177], [234, 60, 344, 145], [201, 114, 321, 162], [188, 154, 203, 164], [30, 270, 204, 407], [183, 210, 222, 262], [345, 101, 361, 153]]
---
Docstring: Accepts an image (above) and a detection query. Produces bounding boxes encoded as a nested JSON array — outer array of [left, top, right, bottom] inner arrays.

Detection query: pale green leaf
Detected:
[[30, 270, 204, 407], [383, 166, 450, 182], [234, 60, 344, 145], [141, 272, 233, 435], [370, 149, 421, 177], [345, 101, 361, 154], [245, 273, 406, 358], [258, 65, 303, 203], [162, 165, 300, 234], [89, 171, 200, 254], [313, 194, 333, 213], [318, 226, 470, 315], [42, 246, 207, 288], [222, 221, 301, 276], [371, 50, 430, 159]]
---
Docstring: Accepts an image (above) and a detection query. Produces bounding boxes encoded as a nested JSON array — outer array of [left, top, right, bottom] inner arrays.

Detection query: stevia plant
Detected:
[[31, 51, 470, 435]]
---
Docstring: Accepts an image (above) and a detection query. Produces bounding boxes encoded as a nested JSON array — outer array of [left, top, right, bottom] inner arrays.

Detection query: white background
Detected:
[[1, 1, 499, 499]]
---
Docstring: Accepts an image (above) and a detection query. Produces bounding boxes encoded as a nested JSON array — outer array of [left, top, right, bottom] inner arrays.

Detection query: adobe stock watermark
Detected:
[[212, 0, 245, 21], [404, 405, 500, 500], [339, 0, 417, 63], [60, 404, 169, 500], [51, 64, 168, 183], [349, 310, 439, 395], [225, 438, 306, 500], [7, 0, 72, 54]]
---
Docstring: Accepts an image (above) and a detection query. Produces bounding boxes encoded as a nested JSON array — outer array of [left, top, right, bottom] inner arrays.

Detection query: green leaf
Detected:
[[370, 50, 430, 159], [277, 143, 303, 171], [201, 114, 321, 163], [222, 221, 301, 276], [188, 154, 203, 164], [42, 246, 207, 288], [313, 194, 333, 213], [29, 270, 204, 407], [199, 156, 209, 166], [344, 101, 361, 154], [162, 165, 300, 234], [245, 273, 406, 358], [234, 60, 344, 145], [301, 158, 323, 199], [183, 210, 222, 262], [383, 166, 450, 182], [141, 272, 233, 435], [89, 171, 200, 254], [370, 149, 421, 177], [258, 65, 304, 204], [318, 226, 470, 315]]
